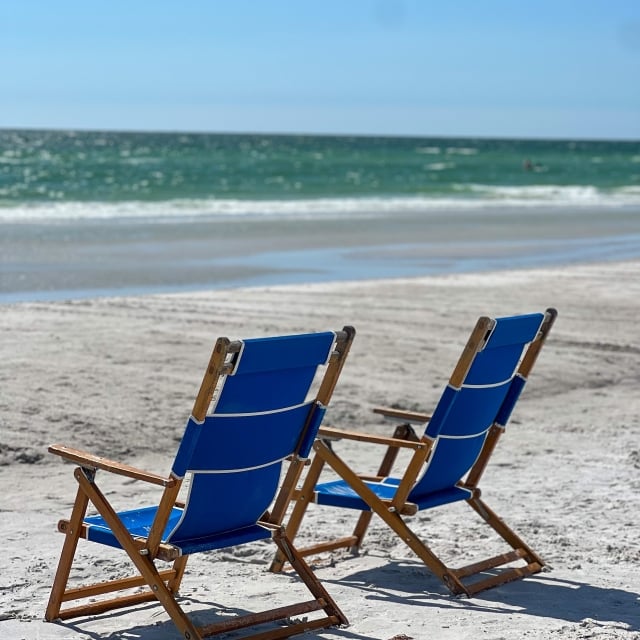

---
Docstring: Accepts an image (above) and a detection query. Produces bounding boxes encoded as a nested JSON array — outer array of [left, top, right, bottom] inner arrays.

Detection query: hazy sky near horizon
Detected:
[[1, 1, 639, 140]]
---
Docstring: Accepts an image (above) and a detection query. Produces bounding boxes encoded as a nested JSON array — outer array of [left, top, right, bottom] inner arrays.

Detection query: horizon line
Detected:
[[1, 125, 639, 144]]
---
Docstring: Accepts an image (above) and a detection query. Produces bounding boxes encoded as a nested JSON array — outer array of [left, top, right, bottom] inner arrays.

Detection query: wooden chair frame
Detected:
[[271, 310, 556, 597], [45, 327, 355, 640]]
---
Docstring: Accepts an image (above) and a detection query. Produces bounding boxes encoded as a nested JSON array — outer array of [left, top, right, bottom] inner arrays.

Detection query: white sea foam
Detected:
[[1, 185, 639, 223], [465, 184, 621, 203], [424, 162, 455, 171], [445, 147, 478, 155]]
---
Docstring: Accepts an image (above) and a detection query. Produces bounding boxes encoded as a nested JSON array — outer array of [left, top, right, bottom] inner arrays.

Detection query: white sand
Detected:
[[1, 260, 639, 639]]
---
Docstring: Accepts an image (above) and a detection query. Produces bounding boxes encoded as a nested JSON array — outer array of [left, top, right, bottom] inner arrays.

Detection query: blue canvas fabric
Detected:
[[214, 332, 335, 414], [83, 506, 273, 554], [85, 331, 336, 555], [315, 478, 400, 510], [84, 506, 182, 547], [495, 374, 527, 427], [167, 405, 323, 547], [313, 475, 473, 511], [408, 313, 543, 503], [313, 314, 543, 513], [172, 404, 318, 478]]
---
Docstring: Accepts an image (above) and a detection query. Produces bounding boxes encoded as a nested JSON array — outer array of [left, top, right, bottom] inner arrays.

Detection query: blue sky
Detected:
[[1, 1, 639, 139]]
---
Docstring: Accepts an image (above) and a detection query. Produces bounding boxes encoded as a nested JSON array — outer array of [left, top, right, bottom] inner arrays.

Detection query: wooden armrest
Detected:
[[48, 444, 175, 487], [373, 406, 431, 423], [317, 426, 426, 450]]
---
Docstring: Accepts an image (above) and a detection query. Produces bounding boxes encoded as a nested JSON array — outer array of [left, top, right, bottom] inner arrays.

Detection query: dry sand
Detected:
[[1, 260, 639, 639]]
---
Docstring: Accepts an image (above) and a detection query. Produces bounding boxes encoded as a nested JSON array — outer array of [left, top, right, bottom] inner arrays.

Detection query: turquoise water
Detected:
[[1, 129, 639, 220], [1, 129, 640, 302]]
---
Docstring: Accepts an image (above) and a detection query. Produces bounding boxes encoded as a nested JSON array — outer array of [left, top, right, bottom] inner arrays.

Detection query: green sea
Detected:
[[1, 129, 639, 218], [1, 129, 639, 301]]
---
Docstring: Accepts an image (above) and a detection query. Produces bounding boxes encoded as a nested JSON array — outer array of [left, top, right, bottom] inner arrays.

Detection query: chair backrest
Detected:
[[167, 331, 343, 543], [409, 311, 553, 500]]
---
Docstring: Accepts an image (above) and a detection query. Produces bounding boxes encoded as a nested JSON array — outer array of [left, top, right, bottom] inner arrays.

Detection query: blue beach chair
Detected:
[[45, 327, 355, 640], [271, 310, 556, 596]]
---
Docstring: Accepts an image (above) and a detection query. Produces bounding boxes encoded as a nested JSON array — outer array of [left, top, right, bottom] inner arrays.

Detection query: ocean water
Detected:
[[2, 129, 640, 219], [1, 129, 639, 302]]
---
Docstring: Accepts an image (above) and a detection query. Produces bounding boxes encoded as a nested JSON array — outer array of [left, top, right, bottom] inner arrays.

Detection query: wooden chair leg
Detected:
[[349, 423, 418, 552], [467, 494, 544, 567], [45, 483, 90, 621], [315, 439, 469, 595], [349, 511, 374, 552], [380, 510, 469, 596], [270, 453, 327, 573], [273, 529, 348, 628], [167, 555, 189, 594], [74, 468, 203, 640]]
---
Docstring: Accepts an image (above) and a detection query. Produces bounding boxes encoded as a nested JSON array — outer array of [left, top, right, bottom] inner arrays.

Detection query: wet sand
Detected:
[[2, 204, 640, 302]]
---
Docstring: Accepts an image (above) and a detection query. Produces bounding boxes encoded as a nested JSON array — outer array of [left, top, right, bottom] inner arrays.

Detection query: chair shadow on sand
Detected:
[[57, 596, 374, 640], [49, 559, 639, 639], [322, 557, 640, 632]]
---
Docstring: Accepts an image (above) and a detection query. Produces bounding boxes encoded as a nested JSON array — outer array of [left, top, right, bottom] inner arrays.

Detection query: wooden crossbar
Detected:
[[198, 599, 326, 636], [296, 536, 359, 557], [57, 519, 182, 561], [216, 616, 341, 640], [56, 591, 158, 620], [60, 569, 177, 602], [318, 426, 427, 449], [48, 444, 174, 486], [372, 406, 431, 422], [453, 548, 528, 579], [463, 562, 543, 596]]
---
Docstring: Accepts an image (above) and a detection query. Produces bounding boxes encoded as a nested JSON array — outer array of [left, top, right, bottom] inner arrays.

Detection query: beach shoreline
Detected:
[[3, 203, 640, 303], [1, 259, 639, 639]]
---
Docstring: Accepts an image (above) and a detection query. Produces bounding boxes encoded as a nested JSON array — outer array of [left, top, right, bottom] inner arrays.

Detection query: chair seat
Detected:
[[314, 478, 471, 511], [84, 506, 272, 554]]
